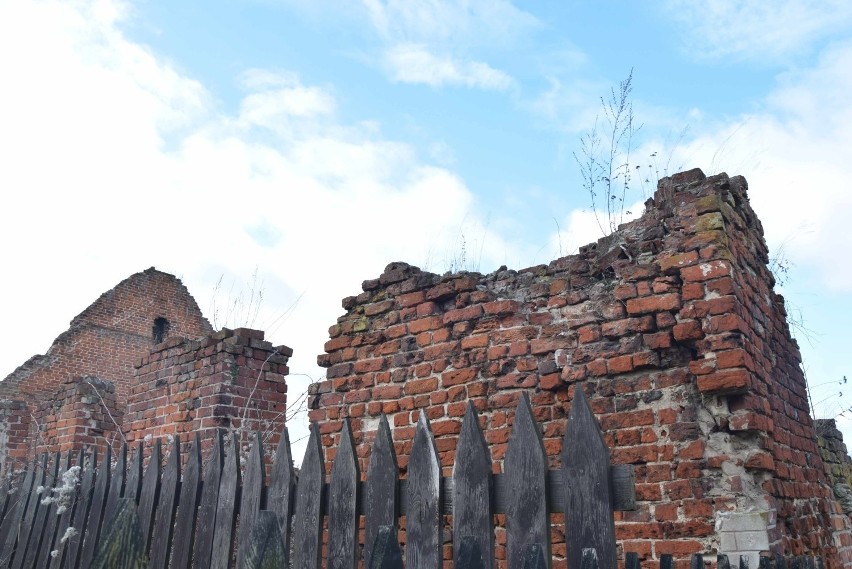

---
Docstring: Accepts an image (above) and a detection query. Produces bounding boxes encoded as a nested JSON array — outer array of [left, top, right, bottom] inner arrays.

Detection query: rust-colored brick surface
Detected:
[[310, 170, 852, 569], [125, 327, 290, 461], [0, 268, 212, 473]]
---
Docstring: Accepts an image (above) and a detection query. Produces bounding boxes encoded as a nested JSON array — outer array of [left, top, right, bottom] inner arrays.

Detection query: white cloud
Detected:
[[384, 44, 513, 90], [662, 0, 852, 62], [362, 0, 539, 46], [0, 0, 518, 454]]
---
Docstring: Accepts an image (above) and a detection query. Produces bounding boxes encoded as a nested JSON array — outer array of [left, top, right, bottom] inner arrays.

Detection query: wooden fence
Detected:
[[0, 389, 639, 569]]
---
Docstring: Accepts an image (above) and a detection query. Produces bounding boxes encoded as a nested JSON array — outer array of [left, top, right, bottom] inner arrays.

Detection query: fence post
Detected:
[[89, 497, 148, 569], [406, 412, 441, 569], [505, 393, 549, 569], [453, 402, 494, 569], [563, 388, 616, 569], [328, 418, 359, 569]]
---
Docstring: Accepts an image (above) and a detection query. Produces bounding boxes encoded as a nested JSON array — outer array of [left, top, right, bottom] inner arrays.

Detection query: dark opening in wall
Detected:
[[153, 317, 170, 344]]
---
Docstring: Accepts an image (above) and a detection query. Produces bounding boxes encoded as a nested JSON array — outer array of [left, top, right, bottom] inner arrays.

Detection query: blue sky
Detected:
[[1, 0, 851, 451]]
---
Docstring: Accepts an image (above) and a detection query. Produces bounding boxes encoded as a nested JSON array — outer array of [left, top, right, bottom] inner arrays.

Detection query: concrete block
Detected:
[[736, 530, 770, 551], [717, 511, 770, 532]]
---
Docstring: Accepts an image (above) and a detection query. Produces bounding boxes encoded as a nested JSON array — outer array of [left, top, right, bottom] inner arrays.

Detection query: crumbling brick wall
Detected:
[[125, 327, 290, 460], [309, 169, 852, 569], [0, 267, 212, 474]]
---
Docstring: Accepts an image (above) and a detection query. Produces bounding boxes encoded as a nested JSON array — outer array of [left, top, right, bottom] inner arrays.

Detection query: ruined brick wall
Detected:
[[125, 327, 290, 460], [0, 267, 212, 474], [309, 170, 852, 569], [34, 376, 123, 454], [0, 267, 212, 405], [817, 420, 852, 516]]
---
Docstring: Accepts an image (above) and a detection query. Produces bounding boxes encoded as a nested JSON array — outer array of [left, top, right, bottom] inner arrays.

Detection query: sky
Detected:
[[1, 0, 851, 455]]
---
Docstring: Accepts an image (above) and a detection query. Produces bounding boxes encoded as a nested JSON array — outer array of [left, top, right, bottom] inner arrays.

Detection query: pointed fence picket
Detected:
[[0, 388, 681, 569]]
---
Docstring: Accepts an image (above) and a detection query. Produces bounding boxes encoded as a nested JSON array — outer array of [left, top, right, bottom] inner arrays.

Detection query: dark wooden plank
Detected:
[[610, 464, 636, 511], [90, 497, 149, 569], [34, 452, 65, 569], [364, 414, 399, 569], [456, 536, 485, 569], [211, 434, 241, 569], [266, 426, 296, 566], [138, 438, 162, 555], [125, 442, 144, 504], [238, 510, 287, 569], [775, 557, 787, 569], [660, 554, 674, 569], [0, 464, 26, 564], [192, 430, 225, 569], [150, 436, 182, 569], [237, 432, 265, 569], [292, 423, 324, 569], [562, 388, 616, 569], [739, 556, 749, 569], [49, 450, 84, 569], [691, 554, 704, 569], [581, 549, 599, 569], [65, 448, 97, 569], [328, 418, 359, 569], [505, 393, 549, 569], [0, 475, 11, 524], [26, 453, 61, 569], [103, 443, 127, 527], [759, 558, 772, 569], [368, 525, 404, 569], [520, 544, 547, 569], [406, 412, 441, 569], [9, 453, 48, 569], [172, 433, 203, 569], [718, 554, 732, 569], [453, 402, 493, 569], [79, 445, 112, 569]]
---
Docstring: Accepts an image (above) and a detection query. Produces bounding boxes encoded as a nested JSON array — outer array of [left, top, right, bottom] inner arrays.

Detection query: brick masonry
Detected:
[[125, 327, 291, 461], [309, 169, 852, 569], [0, 267, 212, 474]]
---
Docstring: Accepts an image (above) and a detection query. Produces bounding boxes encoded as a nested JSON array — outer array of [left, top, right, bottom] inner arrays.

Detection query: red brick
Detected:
[[626, 293, 681, 315]]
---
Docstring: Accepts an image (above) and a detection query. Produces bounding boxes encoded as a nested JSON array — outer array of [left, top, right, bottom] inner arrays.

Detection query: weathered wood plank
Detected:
[[520, 544, 547, 569], [453, 402, 494, 569], [238, 510, 287, 569], [397, 465, 633, 515], [0, 475, 11, 524], [691, 554, 704, 569], [79, 445, 112, 569], [328, 418, 359, 569], [138, 439, 162, 555], [660, 554, 674, 569], [563, 388, 616, 569], [581, 548, 599, 569], [368, 525, 404, 569], [192, 430, 225, 569], [65, 448, 97, 569], [505, 393, 549, 569], [719, 554, 732, 569], [103, 443, 127, 525], [292, 423, 324, 569], [150, 436, 181, 569], [172, 433, 203, 569], [625, 552, 640, 569], [10, 453, 48, 569], [49, 450, 83, 569], [406, 412, 441, 569], [90, 497, 149, 569], [364, 415, 399, 568], [33, 453, 64, 569], [236, 432, 266, 569], [266, 426, 296, 566], [211, 434, 241, 569], [125, 442, 144, 505], [456, 536, 485, 569], [22, 453, 58, 569]]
